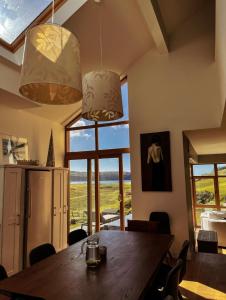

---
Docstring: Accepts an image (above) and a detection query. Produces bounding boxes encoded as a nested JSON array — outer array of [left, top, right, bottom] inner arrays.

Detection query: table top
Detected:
[[0, 231, 173, 300]]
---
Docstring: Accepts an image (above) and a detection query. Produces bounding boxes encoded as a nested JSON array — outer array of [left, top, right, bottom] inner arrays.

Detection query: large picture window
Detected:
[[191, 163, 226, 227], [65, 81, 131, 234]]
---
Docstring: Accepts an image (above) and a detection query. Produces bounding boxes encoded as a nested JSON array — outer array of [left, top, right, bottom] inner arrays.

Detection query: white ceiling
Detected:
[[64, 0, 154, 75]]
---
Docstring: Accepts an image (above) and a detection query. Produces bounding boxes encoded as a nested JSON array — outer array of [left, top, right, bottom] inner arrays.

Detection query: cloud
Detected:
[[111, 124, 129, 130], [70, 130, 92, 139]]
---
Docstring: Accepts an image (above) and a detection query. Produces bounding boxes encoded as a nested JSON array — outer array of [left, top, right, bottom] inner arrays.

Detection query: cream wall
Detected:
[[127, 7, 222, 253], [0, 104, 64, 167]]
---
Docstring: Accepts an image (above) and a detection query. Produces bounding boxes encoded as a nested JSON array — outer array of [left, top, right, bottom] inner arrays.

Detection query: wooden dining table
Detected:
[[0, 230, 174, 300]]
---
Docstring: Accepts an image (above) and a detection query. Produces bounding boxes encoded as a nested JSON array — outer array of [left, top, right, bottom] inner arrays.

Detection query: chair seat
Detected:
[[154, 263, 172, 288]]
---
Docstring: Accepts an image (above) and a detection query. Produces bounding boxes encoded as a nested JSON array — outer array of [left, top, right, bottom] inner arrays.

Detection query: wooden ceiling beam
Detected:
[[137, 0, 169, 54]]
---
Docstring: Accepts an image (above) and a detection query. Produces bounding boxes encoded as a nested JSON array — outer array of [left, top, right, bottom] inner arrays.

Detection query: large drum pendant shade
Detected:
[[82, 70, 123, 121], [19, 24, 82, 105]]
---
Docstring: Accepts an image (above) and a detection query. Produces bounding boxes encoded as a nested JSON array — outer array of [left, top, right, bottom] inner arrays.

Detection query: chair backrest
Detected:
[[164, 296, 174, 300], [0, 265, 8, 281], [149, 212, 171, 234], [68, 229, 88, 246], [29, 243, 56, 266], [127, 220, 159, 233], [163, 259, 183, 300], [0, 289, 45, 299], [178, 240, 190, 283]]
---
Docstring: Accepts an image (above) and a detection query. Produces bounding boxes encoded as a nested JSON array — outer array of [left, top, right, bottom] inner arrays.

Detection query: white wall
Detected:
[[0, 104, 64, 167], [127, 6, 222, 253]]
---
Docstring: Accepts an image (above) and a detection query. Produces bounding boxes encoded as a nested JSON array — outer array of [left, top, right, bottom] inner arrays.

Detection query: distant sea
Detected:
[[71, 180, 131, 184]]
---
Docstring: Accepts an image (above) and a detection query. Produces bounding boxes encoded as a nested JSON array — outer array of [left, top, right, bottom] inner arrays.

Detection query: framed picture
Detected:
[[140, 131, 172, 191], [0, 135, 29, 164]]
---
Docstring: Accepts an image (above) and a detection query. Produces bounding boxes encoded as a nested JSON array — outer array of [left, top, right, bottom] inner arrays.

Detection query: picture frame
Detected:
[[0, 134, 29, 164], [140, 131, 172, 191]]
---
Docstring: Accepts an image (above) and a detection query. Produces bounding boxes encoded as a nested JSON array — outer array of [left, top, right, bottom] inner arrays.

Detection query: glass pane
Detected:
[[70, 128, 95, 152], [70, 117, 94, 128], [123, 154, 132, 217], [193, 164, 214, 176], [69, 160, 88, 231], [195, 208, 214, 227], [217, 164, 226, 175], [99, 158, 120, 229], [99, 124, 129, 150], [0, 0, 52, 44], [219, 178, 226, 207], [195, 178, 215, 205]]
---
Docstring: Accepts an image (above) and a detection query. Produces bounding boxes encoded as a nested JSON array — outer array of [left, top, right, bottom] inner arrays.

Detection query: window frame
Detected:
[[191, 163, 226, 227], [0, 0, 66, 53]]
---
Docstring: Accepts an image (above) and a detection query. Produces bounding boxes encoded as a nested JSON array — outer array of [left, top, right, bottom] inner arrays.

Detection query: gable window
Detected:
[[65, 81, 132, 234]]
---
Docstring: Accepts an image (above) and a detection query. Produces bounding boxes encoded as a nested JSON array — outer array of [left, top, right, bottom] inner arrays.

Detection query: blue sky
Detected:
[[193, 164, 226, 176], [70, 83, 131, 173]]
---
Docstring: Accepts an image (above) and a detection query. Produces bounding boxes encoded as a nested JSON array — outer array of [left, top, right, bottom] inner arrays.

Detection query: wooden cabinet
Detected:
[[0, 168, 24, 276], [52, 169, 68, 252], [0, 166, 69, 275]]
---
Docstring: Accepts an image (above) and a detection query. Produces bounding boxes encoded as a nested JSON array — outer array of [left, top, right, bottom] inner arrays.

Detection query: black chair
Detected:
[[127, 220, 159, 233], [68, 229, 88, 246], [145, 259, 183, 300], [149, 212, 171, 234], [29, 243, 56, 266], [164, 296, 174, 300], [0, 265, 8, 281], [0, 289, 45, 299], [154, 240, 190, 299]]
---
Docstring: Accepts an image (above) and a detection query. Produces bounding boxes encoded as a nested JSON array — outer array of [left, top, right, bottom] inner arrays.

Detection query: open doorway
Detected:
[[183, 128, 226, 253]]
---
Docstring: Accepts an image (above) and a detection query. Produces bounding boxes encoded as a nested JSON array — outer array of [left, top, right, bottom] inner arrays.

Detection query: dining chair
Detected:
[[0, 265, 8, 281], [145, 259, 183, 300], [127, 220, 159, 233], [29, 243, 56, 266], [149, 212, 171, 234], [68, 229, 88, 246], [164, 296, 174, 300], [154, 240, 190, 299], [0, 289, 45, 299]]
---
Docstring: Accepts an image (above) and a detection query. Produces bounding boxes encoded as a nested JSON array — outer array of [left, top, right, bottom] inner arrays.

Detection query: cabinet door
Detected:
[[26, 171, 52, 264], [52, 170, 63, 252], [53, 170, 68, 252], [2, 168, 23, 275], [62, 170, 69, 249]]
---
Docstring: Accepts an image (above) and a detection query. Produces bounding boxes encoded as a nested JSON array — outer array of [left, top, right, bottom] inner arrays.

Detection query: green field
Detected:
[[70, 182, 132, 230], [194, 167, 226, 225]]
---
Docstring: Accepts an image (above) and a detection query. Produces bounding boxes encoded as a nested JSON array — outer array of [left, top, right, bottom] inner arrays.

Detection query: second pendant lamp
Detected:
[[82, 0, 123, 121]]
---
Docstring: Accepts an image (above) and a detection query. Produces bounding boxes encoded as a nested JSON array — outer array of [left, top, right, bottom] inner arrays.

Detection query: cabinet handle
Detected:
[[63, 205, 67, 214], [53, 206, 57, 216], [16, 214, 20, 225]]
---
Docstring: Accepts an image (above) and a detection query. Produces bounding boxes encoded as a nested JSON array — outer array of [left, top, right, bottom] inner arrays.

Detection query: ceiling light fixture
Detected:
[[82, 0, 123, 121], [19, 0, 82, 105]]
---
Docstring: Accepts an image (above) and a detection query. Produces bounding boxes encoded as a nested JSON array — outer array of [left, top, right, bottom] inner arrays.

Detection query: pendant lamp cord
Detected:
[[52, 0, 55, 24], [99, 2, 103, 69]]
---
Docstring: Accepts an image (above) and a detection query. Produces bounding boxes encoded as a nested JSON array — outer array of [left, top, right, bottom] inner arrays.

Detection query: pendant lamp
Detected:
[[19, 1, 82, 105], [82, 0, 123, 121]]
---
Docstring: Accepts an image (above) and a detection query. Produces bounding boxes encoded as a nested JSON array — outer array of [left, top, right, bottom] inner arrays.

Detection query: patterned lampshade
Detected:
[[19, 24, 82, 105], [82, 70, 123, 121]]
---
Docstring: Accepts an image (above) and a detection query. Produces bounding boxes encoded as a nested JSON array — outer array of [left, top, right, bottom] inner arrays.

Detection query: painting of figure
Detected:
[[140, 131, 172, 191]]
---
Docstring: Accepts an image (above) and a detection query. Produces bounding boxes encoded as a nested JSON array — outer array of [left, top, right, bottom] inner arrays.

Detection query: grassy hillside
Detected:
[[70, 182, 132, 230], [195, 166, 226, 206]]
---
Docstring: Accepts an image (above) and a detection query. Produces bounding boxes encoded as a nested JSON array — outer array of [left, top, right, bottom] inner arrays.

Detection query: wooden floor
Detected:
[[180, 253, 226, 300]]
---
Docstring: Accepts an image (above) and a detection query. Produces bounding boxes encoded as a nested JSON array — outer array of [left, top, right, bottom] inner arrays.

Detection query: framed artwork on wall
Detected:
[[140, 131, 172, 191], [0, 134, 29, 164]]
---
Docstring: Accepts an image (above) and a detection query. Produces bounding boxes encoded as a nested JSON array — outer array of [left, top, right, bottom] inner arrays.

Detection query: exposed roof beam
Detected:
[[137, 0, 169, 54]]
